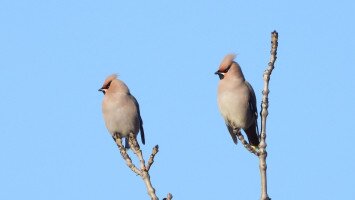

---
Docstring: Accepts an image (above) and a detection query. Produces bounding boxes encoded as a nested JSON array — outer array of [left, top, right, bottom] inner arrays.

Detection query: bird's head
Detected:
[[215, 54, 244, 80], [215, 54, 236, 79], [99, 74, 130, 95], [98, 74, 118, 95]]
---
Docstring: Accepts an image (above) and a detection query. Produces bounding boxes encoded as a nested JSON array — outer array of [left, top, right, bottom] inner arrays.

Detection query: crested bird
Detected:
[[215, 54, 260, 146], [99, 74, 145, 148]]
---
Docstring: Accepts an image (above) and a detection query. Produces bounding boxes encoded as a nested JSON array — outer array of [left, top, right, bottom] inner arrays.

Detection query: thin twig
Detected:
[[233, 128, 259, 156], [128, 134, 158, 200], [141, 170, 158, 200], [113, 136, 141, 176], [113, 134, 172, 200], [129, 134, 146, 171], [147, 145, 159, 171], [163, 193, 173, 200], [259, 30, 278, 200]]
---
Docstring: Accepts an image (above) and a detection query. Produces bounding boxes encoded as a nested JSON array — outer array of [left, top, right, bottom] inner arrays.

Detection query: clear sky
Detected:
[[1, 1, 355, 199]]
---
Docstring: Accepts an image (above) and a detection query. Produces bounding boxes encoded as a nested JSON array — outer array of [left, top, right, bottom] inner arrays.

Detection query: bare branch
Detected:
[[129, 134, 146, 171], [113, 134, 172, 200], [113, 136, 141, 176], [163, 193, 173, 200], [146, 145, 159, 171], [258, 30, 278, 200], [233, 128, 259, 156], [127, 134, 158, 200], [141, 170, 158, 200]]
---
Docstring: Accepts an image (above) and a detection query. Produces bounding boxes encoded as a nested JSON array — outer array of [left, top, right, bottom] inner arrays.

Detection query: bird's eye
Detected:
[[224, 66, 231, 73], [105, 81, 112, 89]]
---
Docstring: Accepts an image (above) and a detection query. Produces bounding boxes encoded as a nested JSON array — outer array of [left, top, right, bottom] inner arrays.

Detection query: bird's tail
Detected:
[[244, 122, 260, 146], [124, 138, 130, 149]]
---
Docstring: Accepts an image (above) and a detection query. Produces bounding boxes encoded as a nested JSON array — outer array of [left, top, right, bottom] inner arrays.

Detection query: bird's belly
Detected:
[[218, 92, 250, 128], [103, 103, 139, 137]]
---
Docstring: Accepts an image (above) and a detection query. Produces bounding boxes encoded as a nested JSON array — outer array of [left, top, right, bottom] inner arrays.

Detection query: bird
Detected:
[[215, 54, 260, 146], [99, 74, 145, 148]]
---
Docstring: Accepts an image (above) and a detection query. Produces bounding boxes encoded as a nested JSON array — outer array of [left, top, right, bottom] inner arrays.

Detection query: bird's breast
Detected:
[[102, 94, 139, 137], [217, 88, 250, 128]]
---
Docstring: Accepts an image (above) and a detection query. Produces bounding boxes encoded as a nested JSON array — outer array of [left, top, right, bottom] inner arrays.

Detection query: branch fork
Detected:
[[112, 133, 172, 200]]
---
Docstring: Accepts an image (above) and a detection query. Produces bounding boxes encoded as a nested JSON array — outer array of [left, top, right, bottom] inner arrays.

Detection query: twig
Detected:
[[141, 170, 158, 200], [113, 136, 141, 176], [127, 134, 158, 200], [147, 145, 159, 171], [259, 30, 278, 200], [163, 193, 173, 200], [129, 134, 146, 171], [113, 134, 172, 200], [233, 128, 259, 156]]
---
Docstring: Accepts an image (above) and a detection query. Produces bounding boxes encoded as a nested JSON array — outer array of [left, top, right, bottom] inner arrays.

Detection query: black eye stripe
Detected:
[[105, 81, 112, 89], [224, 66, 231, 73]]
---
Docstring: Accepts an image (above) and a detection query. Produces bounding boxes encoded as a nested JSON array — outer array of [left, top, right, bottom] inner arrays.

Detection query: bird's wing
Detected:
[[245, 81, 259, 135], [130, 95, 145, 145]]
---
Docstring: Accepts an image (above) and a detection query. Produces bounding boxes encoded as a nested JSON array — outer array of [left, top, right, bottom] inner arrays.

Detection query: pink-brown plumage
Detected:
[[215, 54, 259, 146], [99, 74, 145, 148]]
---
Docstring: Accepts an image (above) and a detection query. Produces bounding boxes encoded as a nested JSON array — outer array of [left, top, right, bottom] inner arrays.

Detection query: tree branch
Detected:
[[163, 193, 173, 200], [128, 134, 158, 200], [259, 30, 278, 200], [147, 145, 159, 171], [113, 134, 172, 200], [113, 136, 141, 176], [233, 128, 259, 156], [129, 134, 147, 171]]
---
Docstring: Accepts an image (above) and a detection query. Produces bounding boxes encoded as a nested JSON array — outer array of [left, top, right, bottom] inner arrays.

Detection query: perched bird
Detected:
[[215, 54, 260, 146], [99, 74, 145, 148]]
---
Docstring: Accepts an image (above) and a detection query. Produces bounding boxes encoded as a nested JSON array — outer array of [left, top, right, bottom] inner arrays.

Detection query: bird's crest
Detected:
[[101, 74, 118, 89], [218, 54, 237, 71]]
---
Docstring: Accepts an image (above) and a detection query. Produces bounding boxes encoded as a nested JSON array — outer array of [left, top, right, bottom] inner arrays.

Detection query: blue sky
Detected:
[[1, 1, 355, 199]]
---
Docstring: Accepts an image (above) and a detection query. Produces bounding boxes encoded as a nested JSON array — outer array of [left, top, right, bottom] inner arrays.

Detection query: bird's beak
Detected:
[[215, 70, 224, 80], [98, 88, 106, 94]]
